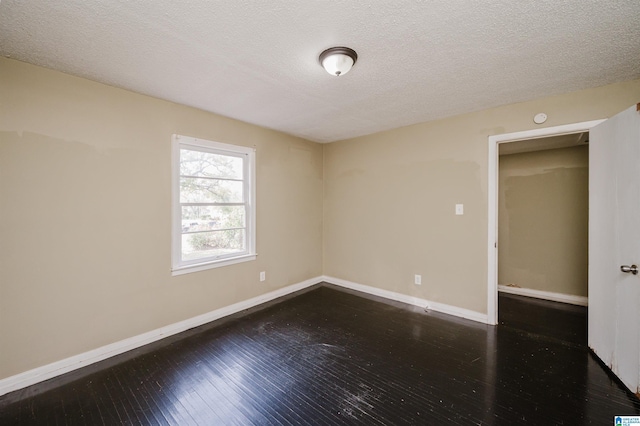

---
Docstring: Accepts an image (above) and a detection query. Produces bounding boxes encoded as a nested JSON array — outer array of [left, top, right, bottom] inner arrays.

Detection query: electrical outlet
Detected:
[[455, 204, 464, 215], [260, 271, 266, 282], [414, 274, 422, 285]]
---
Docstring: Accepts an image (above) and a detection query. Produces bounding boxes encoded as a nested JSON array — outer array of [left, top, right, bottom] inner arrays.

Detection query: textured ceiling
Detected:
[[1, 1, 639, 143]]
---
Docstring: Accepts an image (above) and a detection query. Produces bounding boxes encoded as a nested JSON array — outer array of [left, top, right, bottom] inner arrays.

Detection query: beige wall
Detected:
[[323, 79, 640, 314], [2, 55, 640, 382], [0, 58, 323, 379], [498, 146, 588, 296]]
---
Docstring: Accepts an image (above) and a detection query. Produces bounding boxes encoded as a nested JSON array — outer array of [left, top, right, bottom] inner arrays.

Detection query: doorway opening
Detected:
[[486, 120, 605, 325]]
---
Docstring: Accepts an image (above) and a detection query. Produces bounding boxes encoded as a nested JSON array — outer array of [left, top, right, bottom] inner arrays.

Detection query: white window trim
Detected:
[[171, 134, 256, 276]]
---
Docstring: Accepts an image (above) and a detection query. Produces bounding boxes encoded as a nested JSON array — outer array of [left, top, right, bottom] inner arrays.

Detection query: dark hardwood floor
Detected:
[[498, 292, 587, 347], [1, 284, 638, 425]]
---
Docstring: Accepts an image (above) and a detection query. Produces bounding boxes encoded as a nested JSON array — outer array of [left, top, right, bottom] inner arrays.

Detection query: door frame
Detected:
[[486, 119, 605, 325]]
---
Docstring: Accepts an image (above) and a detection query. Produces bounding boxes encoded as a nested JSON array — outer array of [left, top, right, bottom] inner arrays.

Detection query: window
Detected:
[[171, 135, 256, 275]]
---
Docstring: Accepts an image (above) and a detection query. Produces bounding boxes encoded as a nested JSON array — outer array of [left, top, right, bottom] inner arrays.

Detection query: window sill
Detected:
[[171, 253, 257, 276]]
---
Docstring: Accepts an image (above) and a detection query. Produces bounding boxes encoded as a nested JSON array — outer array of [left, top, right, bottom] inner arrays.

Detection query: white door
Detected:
[[589, 103, 640, 395]]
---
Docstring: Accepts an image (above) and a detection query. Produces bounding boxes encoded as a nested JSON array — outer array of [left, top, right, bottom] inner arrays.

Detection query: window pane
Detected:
[[172, 135, 255, 274], [182, 229, 246, 261], [180, 177, 243, 203], [181, 206, 245, 233], [180, 149, 243, 179]]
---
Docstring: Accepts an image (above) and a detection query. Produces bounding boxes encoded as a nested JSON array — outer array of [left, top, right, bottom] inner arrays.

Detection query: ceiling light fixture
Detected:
[[319, 47, 358, 77]]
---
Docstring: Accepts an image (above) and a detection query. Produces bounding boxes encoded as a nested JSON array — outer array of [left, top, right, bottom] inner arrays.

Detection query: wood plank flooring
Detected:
[[498, 292, 588, 347], [1, 284, 639, 424]]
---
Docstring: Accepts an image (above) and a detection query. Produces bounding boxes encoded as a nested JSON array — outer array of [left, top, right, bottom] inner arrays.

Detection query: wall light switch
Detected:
[[455, 204, 464, 215]]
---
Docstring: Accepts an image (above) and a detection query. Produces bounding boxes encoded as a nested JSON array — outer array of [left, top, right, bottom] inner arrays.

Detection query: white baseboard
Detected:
[[0, 276, 323, 397], [1, 275, 492, 397], [322, 275, 488, 324], [498, 285, 588, 306]]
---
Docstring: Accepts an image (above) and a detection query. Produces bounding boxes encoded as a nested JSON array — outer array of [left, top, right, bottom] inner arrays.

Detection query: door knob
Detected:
[[620, 264, 639, 275]]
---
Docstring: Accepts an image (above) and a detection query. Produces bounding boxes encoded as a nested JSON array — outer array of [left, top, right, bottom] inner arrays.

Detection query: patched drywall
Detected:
[[3, 56, 640, 382], [498, 146, 588, 297], [323, 79, 640, 315], [0, 58, 323, 379]]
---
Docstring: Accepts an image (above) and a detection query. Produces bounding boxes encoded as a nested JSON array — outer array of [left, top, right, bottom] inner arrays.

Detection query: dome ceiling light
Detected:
[[319, 47, 358, 77]]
